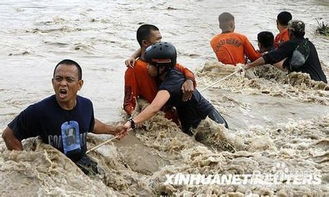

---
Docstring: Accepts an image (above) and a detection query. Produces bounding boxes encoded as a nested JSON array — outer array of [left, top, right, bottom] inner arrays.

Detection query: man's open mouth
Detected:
[[59, 89, 68, 99]]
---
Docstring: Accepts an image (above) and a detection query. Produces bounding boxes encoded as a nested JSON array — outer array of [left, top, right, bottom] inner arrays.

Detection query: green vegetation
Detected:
[[316, 19, 329, 36]]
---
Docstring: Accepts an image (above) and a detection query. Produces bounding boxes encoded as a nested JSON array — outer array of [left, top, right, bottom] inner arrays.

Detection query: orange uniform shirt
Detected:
[[124, 59, 195, 115], [274, 28, 290, 48], [210, 32, 260, 65]]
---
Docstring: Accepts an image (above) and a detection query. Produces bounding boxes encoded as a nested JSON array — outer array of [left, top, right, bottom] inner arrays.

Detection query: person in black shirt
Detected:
[[245, 20, 327, 83], [121, 42, 228, 136], [2, 59, 125, 174]]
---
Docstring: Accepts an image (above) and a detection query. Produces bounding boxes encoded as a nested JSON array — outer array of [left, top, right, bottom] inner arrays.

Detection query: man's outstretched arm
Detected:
[[93, 119, 126, 138]]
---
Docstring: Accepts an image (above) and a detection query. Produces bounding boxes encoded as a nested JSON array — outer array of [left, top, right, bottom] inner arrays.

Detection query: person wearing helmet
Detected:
[[123, 24, 196, 123], [122, 42, 228, 136], [245, 20, 327, 83]]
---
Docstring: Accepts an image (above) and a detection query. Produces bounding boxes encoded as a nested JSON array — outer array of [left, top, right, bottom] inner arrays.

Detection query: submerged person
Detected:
[[245, 20, 327, 83], [2, 59, 125, 175], [121, 42, 228, 137], [257, 31, 275, 54], [124, 24, 196, 122], [210, 12, 260, 65], [274, 11, 292, 48]]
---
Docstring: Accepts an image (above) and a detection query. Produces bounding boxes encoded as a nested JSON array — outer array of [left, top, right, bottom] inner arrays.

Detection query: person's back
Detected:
[[159, 68, 214, 130], [210, 12, 260, 65], [281, 38, 327, 83], [274, 11, 292, 48]]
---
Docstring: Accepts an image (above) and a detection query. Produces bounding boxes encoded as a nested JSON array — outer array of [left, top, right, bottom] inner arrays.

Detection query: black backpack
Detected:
[[289, 39, 310, 70]]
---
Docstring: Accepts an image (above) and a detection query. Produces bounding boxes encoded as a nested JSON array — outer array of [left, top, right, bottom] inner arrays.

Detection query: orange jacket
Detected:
[[274, 28, 290, 48], [123, 59, 195, 115], [210, 32, 261, 65]]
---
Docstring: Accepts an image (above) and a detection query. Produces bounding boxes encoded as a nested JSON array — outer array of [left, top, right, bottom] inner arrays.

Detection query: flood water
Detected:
[[0, 0, 329, 196]]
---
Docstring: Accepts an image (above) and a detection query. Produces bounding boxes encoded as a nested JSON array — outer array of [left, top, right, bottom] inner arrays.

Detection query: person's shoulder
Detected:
[[305, 38, 314, 45], [77, 95, 93, 105], [130, 58, 148, 72], [159, 69, 184, 91], [230, 32, 250, 43], [174, 63, 187, 68], [134, 59, 148, 67], [232, 32, 247, 38], [165, 68, 184, 81], [34, 95, 56, 107], [210, 33, 222, 43], [23, 95, 55, 114]]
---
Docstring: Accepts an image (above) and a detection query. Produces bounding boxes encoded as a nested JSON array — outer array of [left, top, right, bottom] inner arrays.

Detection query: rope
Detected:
[[86, 136, 119, 154], [200, 70, 239, 92]]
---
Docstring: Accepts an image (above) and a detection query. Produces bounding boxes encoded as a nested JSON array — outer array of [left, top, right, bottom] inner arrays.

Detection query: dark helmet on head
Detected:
[[144, 42, 177, 67]]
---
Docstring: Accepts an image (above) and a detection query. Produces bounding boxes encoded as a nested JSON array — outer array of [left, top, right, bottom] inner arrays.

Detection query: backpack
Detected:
[[289, 39, 310, 70]]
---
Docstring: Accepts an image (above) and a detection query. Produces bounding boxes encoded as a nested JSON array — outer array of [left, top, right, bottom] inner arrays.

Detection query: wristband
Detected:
[[128, 117, 136, 129]]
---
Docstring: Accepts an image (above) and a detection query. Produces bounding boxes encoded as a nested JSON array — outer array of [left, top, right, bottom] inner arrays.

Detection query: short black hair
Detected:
[[257, 31, 274, 49], [136, 24, 159, 47], [277, 11, 292, 26], [53, 59, 82, 80]]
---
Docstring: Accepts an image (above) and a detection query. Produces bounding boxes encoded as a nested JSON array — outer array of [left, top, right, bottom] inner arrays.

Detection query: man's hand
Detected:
[[125, 57, 136, 68], [111, 124, 128, 139], [234, 64, 248, 75], [181, 79, 194, 102]]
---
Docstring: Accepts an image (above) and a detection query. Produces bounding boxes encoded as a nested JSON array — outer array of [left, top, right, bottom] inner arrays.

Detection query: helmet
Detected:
[[144, 42, 177, 67]]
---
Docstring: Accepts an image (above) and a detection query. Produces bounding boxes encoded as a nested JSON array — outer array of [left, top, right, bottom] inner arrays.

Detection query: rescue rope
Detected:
[[86, 136, 119, 154], [200, 70, 239, 92]]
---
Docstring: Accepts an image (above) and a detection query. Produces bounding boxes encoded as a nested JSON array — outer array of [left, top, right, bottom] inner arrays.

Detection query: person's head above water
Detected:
[[218, 12, 235, 33], [136, 24, 162, 48], [277, 11, 292, 31], [144, 42, 177, 77], [257, 31, 274, 53], [52, 59, 84, 110]]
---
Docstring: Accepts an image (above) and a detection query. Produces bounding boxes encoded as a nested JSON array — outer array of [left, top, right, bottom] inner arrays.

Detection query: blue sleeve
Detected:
[[8, 105, 40, 140]]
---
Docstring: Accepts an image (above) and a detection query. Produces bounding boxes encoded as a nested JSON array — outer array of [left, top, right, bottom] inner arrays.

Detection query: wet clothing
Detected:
[[159, 68, 228, 134], [76, 155, 100, 176], [210, 32, 261, 65], [263, 38, 327, 83], [8, 95, 95, 161], [124, 58, 196, 115], [274, 28, 290, 48], [208, 108, 228, 128]]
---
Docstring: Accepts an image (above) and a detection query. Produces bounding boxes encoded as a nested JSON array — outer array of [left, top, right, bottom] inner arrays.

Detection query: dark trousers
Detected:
[[182, 108, 228, 136], [208, 108, 229, 129]]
